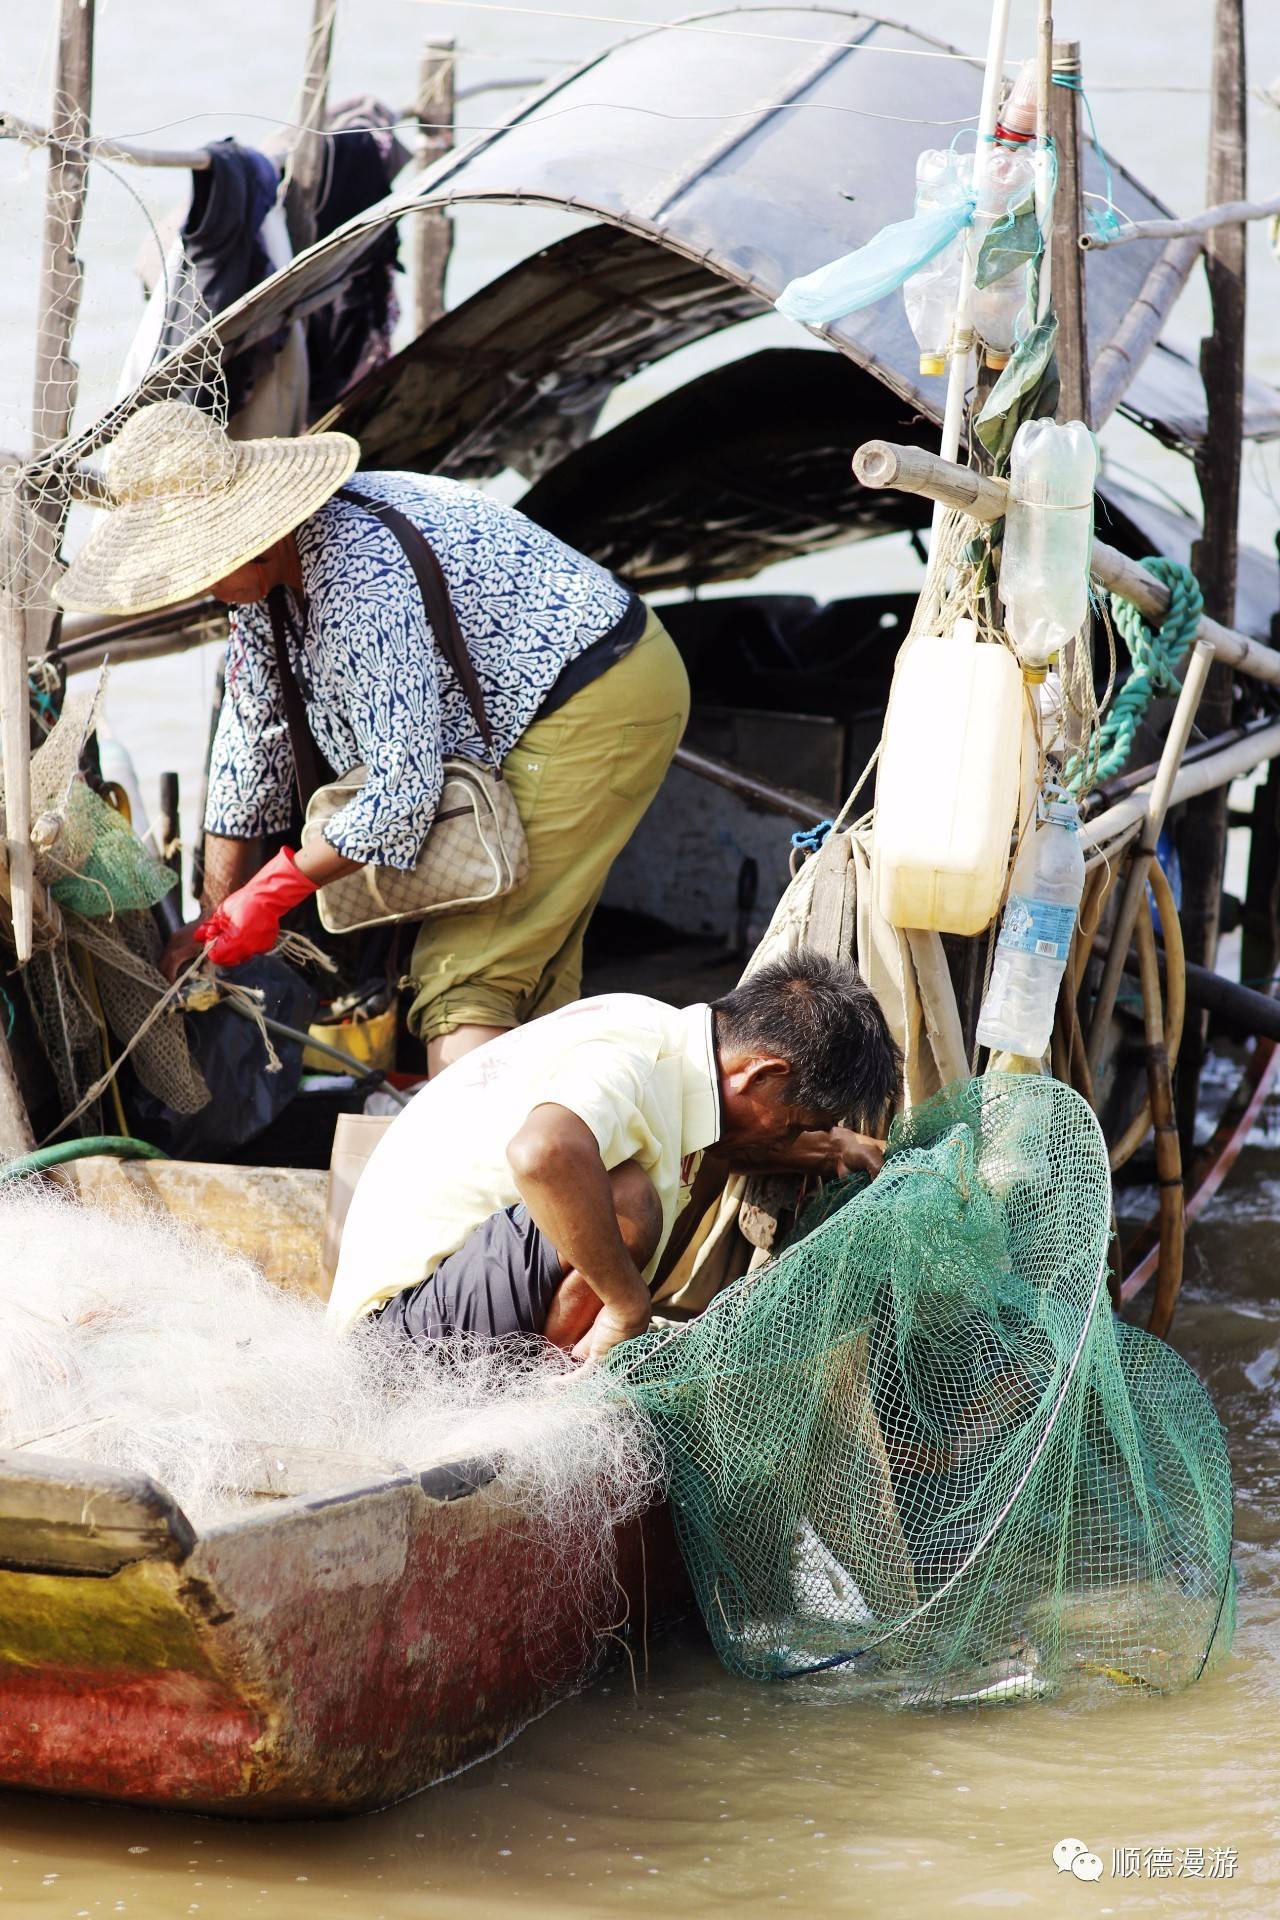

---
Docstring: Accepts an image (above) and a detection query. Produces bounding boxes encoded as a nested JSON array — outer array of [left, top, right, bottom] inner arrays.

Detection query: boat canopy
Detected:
[[52, 6, 1280, 647], [510, 345, 1280, 637]]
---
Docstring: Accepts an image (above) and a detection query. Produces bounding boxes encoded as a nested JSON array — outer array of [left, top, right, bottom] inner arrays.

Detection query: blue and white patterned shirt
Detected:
[[203, 471, 635, 868]]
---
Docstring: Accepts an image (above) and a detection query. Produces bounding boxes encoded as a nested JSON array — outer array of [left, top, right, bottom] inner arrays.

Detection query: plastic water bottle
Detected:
[[976, 793, 1085, 1059], [903, 149, 972, 376], [994, 61, 1038, 144], [971, 146, 1034, 369], [999, 419, 1098, 675]]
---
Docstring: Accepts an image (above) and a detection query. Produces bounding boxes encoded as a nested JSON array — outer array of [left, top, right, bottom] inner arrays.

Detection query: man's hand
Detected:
[[570, 1293, 653, 1367], [724, 1126, 886, 1179], [810, 1126, 886, 1179]]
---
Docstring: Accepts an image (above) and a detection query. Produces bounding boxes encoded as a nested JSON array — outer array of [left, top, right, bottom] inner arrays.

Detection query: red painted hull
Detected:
[[0, 1453, 686, 1817]]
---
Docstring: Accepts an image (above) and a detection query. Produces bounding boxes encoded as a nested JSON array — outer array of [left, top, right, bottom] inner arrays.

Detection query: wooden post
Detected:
[[284, 0, 337, 255], [28, 0, 95, 659], [1048, 41, 1089, 423], [30, 0, 95, 454], [1176, 0, 1247, 1150], [0, 484, 35, 966], [413, 38, 456, 332]]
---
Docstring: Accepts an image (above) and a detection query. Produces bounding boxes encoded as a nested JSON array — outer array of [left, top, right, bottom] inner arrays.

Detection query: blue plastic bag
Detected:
[[776, 201, 973, 326]]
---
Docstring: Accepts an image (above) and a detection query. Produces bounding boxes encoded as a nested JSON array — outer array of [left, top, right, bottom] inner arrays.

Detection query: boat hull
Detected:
[[0, 1451, 685, 1817]]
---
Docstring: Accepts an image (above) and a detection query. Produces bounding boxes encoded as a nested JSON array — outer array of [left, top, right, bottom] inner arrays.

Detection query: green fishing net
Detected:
[[45, 782, 177, 920], [610, 1074, 1234, 1706]]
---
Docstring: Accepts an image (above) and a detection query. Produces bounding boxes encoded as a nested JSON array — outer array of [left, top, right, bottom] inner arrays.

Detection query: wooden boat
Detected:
[[0, 1452, 681, 1816], [0, 1160, 687, 1816], [0, 0, 1274, 1814]]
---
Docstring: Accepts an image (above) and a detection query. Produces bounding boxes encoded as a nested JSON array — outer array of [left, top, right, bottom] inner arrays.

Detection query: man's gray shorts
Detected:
[[373, 1204, 565, 1343]]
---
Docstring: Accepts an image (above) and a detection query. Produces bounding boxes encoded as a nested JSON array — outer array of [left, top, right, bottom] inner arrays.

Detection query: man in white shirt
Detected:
[[329, 948, 900, 1362]]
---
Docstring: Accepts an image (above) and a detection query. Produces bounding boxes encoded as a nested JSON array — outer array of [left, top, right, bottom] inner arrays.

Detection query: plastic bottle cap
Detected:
[[919, 353, 947, 377], [984, 348, 1011, 370], [1021, 663, 1048, 685]]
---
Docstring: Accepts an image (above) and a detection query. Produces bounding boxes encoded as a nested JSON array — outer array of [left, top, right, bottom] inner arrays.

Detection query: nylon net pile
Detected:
[[609, 1073, 1234, 1707]]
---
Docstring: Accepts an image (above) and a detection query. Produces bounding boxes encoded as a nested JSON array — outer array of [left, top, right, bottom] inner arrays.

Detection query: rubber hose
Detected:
[[0, 1135, 169, 1185]]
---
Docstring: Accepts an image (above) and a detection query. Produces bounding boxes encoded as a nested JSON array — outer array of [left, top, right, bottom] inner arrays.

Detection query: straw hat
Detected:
[[55, 401, 361, 615]]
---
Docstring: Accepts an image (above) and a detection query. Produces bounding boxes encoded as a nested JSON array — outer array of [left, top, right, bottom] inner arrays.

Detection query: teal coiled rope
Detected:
[[1071, 557, 1204, 789]]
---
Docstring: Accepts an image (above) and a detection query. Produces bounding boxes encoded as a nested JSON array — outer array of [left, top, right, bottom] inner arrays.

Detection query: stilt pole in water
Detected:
[[413, 38, 456, 332], [1177, 0, 1248, 1151]]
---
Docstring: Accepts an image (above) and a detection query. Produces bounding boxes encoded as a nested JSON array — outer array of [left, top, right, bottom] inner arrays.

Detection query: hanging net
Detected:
[[609, 1074, 1234, 1706]]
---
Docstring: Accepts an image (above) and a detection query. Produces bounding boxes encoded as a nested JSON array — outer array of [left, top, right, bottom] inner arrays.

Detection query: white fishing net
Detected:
[[0, 1187, 660, 1630]]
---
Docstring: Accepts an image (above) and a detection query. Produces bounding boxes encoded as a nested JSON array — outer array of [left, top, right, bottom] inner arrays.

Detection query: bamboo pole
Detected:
[[1080, 191, 1280, 249], [28, 0, 95, 666], [1134, 891, 1185, 1337], [1085, 638, 1215, 1080], [413, 38, 456, 332], [30, 0, 95, 455], [1089, 234, 1203, 427], [930, 0, 1014, 530], [284, 0, 337, 254], [0, 487, 35, 966], [1083, 716, 1280, 856], [0, 108, 209, 171], [851, 440, 1280, 689], [1176, 0, 1247, 1149], [1032, 0, 1054, 320], [1048, 41, 1089, 423]]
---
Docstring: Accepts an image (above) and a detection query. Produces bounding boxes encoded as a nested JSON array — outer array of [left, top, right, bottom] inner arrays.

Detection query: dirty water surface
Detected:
[[1, 1134, 1278, 1918]]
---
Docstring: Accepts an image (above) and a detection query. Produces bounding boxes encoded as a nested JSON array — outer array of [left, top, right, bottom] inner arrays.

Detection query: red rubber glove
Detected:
[[194, 848, 318, 968]]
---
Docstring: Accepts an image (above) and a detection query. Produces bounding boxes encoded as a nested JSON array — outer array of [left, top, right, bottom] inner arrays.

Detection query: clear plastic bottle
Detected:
[[903, 148, 972, 376], [999, 419, 1099, 675], [971, 146, 1034, 369], [976, 793, 1085, 1059]]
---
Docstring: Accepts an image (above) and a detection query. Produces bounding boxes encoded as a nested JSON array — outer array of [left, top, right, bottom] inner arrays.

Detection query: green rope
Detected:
[[1067, 557, 1204, 790]]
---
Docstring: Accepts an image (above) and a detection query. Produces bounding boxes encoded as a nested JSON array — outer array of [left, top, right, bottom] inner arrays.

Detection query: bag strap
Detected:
[[265, 585, 334, 808], [336, 486, 501, 771]]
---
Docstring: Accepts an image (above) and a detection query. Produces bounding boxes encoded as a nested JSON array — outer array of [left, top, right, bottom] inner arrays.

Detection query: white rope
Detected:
[[400, 0, 1006, 64]]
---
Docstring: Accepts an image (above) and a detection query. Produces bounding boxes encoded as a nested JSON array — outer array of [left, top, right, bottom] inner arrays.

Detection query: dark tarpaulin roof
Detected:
[[513, 345, 1280, 638], [320, 3, 1280, 471], [65, 4, 1276, 484]]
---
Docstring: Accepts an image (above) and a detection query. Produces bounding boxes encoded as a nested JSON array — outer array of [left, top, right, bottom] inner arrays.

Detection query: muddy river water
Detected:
[[1, 1143, 1278, 1918], [3, 0, 1280, 1912]]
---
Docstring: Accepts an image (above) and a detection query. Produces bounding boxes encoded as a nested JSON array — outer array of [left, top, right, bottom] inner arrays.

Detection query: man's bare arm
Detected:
[[506, 1104, 652, 1356]]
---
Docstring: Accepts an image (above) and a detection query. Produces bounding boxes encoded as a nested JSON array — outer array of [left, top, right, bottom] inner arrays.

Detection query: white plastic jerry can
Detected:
[[873, 619, 1023, 935]]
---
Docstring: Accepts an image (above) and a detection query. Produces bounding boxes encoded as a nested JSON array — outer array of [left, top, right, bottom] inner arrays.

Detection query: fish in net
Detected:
[[607, 1073, 1234, 1706]]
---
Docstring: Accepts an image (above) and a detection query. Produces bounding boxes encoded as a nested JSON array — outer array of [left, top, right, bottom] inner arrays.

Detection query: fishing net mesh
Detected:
[[2, 686, 208, 1121], [609, 1074, 1234, 1706]]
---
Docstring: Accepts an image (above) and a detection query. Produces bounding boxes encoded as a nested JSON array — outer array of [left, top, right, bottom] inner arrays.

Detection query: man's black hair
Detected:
[[712, 948, 902, 1130]]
